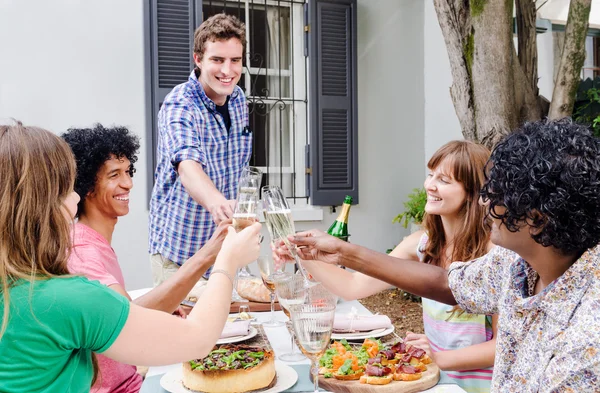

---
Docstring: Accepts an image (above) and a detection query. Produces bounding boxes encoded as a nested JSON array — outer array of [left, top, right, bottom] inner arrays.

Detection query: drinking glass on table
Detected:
[[273, 274, 308, 362], [290, 303, 336, 393], [257, 255, 285, 327], [261, 185, 316, 286]]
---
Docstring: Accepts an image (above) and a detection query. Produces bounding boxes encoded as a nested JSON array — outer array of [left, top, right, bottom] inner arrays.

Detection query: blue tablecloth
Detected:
[[139, 364, 324, 393]]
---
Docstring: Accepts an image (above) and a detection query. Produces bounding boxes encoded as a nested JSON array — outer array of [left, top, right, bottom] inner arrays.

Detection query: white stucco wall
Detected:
[[0, 0, 425, 290], [0, 0, 152, 288]]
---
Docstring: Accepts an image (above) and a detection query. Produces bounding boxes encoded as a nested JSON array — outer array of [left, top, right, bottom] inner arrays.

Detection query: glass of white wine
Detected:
[[230, 190, 260, 302], [238, 166, 262, 197], [261, 185, 316, 286], [273, 274, 308, 362], [257, 255, 285, 327], [290, 303, 336, 392]]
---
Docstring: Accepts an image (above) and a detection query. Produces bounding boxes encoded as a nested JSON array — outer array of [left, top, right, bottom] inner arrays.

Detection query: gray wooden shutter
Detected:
[[308, 0, 358, 206], [147, 0, 202, 175]]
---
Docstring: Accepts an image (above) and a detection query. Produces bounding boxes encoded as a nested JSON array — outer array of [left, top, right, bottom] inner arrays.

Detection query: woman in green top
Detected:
[[0, 122, 262, 392]]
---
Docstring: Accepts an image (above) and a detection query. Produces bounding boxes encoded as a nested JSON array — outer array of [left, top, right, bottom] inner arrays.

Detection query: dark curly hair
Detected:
[[480, 118, 600, 256], [61, 124, 140, 217]]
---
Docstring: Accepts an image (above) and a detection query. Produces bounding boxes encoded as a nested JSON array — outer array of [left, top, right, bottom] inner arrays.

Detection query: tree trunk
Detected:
[[548, 0, 592, 119], [516, 0, 539, 98], [470, 0, 518, 148], [433, 0, 476, 141]]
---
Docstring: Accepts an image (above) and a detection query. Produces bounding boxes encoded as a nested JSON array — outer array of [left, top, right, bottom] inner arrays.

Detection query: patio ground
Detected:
[[358, 288, 424, 336]]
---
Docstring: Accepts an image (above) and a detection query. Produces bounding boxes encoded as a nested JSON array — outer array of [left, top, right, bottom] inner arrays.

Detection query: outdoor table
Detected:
[[127, 288, 467, 393]]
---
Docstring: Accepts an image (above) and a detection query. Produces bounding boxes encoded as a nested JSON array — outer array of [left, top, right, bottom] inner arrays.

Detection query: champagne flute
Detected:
[[230, 191, 259, 302], [238, 166, 263, 196], [273, 274, 308, 362], [290, 303, 336, 392], [257, 255, 285, 327], [261, 185, 317, 286]]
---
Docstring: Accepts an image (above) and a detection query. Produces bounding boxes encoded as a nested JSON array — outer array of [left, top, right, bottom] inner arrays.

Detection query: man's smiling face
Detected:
[[194, 38, 244, 105], [84, 155, 133, 219]]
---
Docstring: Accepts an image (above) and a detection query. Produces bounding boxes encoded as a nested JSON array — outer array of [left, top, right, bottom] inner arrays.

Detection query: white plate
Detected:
[[216, 326, 258, 345], [160, 361, 298, 393], [331, 325, 395, 341]]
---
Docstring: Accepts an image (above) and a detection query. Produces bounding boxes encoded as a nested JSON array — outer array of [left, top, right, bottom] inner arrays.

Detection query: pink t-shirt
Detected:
[[68, 223, 144, 393]]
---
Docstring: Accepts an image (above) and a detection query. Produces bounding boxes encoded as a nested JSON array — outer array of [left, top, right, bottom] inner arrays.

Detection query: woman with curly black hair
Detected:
[[62, 124, 233, 393], [281, 118, 600, 392]]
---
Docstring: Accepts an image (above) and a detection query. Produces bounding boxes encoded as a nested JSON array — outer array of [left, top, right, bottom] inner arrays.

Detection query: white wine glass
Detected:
[[256, 255, 285, 327], [261, 185, 316, 286], [290, 303, 336, 392], [273, 274, 308, 362], [230, 190, 260, 302]]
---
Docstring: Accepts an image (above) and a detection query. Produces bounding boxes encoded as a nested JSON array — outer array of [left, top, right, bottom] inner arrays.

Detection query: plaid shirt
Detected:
[[149, 71, 251, 264]]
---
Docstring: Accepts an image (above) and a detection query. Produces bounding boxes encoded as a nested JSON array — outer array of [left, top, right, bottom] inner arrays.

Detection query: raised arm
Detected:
[[291, 230, 457, 305], [131, 220, 230, 313], [178, 160, 234, 224], [102, 223, 261, 366], [298, 231, 423, 300]]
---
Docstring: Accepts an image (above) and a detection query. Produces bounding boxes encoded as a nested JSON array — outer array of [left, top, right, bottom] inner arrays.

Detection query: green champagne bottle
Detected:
[[327, 195, 353, 241]]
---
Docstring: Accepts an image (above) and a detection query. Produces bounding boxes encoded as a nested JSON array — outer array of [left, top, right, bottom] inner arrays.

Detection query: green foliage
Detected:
[[573, 77, 600, 137], [392, 188, 427, 228]]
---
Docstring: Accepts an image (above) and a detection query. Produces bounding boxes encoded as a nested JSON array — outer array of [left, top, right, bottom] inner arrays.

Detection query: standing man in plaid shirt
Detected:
[[149, 14, 252, 286]]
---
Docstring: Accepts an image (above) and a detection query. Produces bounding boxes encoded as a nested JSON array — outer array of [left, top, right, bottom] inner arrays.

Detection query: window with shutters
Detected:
[[202, 0, 309, 203], [146, 0, 357, 207]]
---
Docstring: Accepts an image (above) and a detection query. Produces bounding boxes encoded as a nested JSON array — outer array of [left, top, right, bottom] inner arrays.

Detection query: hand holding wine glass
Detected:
[[217, 223, 262, 271], [262, 186, 317, 285]]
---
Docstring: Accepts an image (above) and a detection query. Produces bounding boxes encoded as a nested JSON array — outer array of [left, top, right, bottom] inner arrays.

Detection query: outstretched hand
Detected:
[[272, 229, 346, 267]]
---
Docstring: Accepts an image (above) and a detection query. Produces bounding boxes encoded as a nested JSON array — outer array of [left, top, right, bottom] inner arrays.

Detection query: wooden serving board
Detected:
[[229, 301, 281, 313], [318, 363, 440, 393]]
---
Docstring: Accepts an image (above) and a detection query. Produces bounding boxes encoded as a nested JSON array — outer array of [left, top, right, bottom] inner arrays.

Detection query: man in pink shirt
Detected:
[[63, 124, 228, 393]]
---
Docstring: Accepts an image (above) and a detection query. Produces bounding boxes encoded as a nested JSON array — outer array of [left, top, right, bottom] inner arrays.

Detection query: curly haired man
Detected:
[[283, 118, 600, 392], [62, 124, 228, 393]]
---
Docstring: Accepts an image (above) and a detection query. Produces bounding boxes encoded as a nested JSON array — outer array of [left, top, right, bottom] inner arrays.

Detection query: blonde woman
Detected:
[[0, 122, 261, 392]]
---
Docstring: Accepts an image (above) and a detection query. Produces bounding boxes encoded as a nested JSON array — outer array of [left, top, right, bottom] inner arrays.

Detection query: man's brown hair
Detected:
[[194, 13, 246, 60]]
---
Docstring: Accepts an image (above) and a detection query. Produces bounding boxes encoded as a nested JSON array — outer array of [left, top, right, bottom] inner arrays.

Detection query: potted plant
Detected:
[[393, 187, 427, 232]]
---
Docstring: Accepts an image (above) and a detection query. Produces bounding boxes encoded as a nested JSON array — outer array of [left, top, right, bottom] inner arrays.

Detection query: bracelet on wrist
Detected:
[[210, 269, 234, 287]]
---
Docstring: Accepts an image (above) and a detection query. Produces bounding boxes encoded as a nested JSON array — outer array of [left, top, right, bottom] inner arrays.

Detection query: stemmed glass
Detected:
[[261, 185, 316, 286], [290, 303, 336, 393], [273, 274, 308, 362], [257, 255, 285, 327], [230, 166, 263, 302]]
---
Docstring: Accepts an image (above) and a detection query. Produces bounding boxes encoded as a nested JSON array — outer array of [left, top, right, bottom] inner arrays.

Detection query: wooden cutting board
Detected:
[[229, 301, 282, 313], [180, 301, 281, 315], [318, 363, 440, 393]]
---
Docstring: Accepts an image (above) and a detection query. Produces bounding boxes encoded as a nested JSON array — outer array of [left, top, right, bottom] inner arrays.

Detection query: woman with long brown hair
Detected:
[[0, 122, 261, 392], [289, 140, 495, 393]]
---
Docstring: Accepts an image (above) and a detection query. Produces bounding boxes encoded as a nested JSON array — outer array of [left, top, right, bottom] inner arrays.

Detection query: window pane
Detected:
[[249, 101, 292, 168]]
